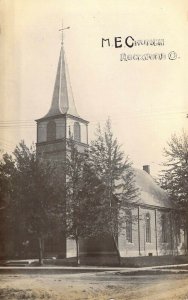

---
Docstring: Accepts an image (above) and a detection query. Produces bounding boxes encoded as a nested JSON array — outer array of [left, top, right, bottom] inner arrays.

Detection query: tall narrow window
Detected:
[[146, 213, 151, 243], [161, 214, 167, 243], [126, 210, 132, 243], [74, 122, 81, 142], [47, 120, 56, 141]]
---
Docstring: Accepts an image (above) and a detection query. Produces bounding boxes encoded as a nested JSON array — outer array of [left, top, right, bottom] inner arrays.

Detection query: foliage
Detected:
[[0, 141, 65, 262], [160, 131, 188, 230], [14, 141, 64, 237], [0, 153, 15, 209], [160, 131, 188, 205], [0, 153, 16, 256], [88, 119, 139, 261], [66, 139, 106, 263], [0, 120, 139, 264]]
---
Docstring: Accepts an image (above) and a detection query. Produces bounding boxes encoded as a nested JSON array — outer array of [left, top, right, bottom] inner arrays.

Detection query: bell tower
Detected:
[[36, 29, 88, 161], [35, 28, 89, 258]]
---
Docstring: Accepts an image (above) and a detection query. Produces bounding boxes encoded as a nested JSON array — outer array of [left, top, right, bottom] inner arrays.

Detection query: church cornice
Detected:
[[36, 137, 89, 147], [66, 114, 89, 124], [35, 114, 89, 125], [35, 113, 89, 124]]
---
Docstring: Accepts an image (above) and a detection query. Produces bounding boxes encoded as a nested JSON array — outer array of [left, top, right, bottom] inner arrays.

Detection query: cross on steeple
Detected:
[[43, 23, 79, 118], [59, 22, 70, 45]]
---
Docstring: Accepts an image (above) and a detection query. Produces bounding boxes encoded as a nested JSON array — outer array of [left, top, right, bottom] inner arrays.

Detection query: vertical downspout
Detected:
[[138, 206, 141, 255], [155, 209, 158, 256]]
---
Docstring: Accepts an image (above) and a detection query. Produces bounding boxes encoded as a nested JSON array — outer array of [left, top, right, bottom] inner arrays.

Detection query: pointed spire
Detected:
[[44, 29, 79, 118]]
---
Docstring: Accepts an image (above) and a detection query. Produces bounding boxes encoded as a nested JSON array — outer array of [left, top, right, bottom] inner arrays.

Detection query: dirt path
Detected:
[[0, 272, 188, 299]]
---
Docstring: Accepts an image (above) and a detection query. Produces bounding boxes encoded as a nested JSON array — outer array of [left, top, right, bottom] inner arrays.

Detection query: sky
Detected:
[[0, 0, 188, 176]]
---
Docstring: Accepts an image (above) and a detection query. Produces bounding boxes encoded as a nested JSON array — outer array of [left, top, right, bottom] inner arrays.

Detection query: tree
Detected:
[[66, 139, 106, 265], [0, 141, 65, 264], [0, 153, 14, 209], [160, 130, 188, 249], [88, 119, 138, 264], [0, 153, 16, 257]]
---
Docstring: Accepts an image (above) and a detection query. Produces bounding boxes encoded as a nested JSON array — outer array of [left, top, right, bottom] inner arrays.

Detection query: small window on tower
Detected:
[[47, 120, 56, 141], [74, 122, 81, 142]]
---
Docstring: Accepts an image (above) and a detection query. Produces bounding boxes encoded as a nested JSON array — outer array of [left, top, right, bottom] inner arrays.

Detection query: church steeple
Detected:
[[44, 33, 79, 118], [35, 28, 88, 258], [36, 29, 88, 159]]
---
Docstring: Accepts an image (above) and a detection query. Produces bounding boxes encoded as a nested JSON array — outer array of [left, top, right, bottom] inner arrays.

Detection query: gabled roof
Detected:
[[133, 168, 172, 209], [44, 44, 79, 118]]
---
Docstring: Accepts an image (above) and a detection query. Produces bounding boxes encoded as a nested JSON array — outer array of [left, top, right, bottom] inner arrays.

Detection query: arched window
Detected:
[[161, 214, 167, 243], [47, 120, 56, 141], [126, 210, 132, 243], [74, 122, 81, 142], [146, 213, 151, 243]]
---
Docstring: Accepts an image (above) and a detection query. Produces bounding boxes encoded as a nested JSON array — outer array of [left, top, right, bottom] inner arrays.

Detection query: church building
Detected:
[[36, 34, 185, 262]]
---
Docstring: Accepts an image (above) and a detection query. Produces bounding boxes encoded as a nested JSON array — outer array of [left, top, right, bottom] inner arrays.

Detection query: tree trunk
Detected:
[[38, 237, 44, 265], [76, 237, 80, 266], [112, 234, 121, 266]]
